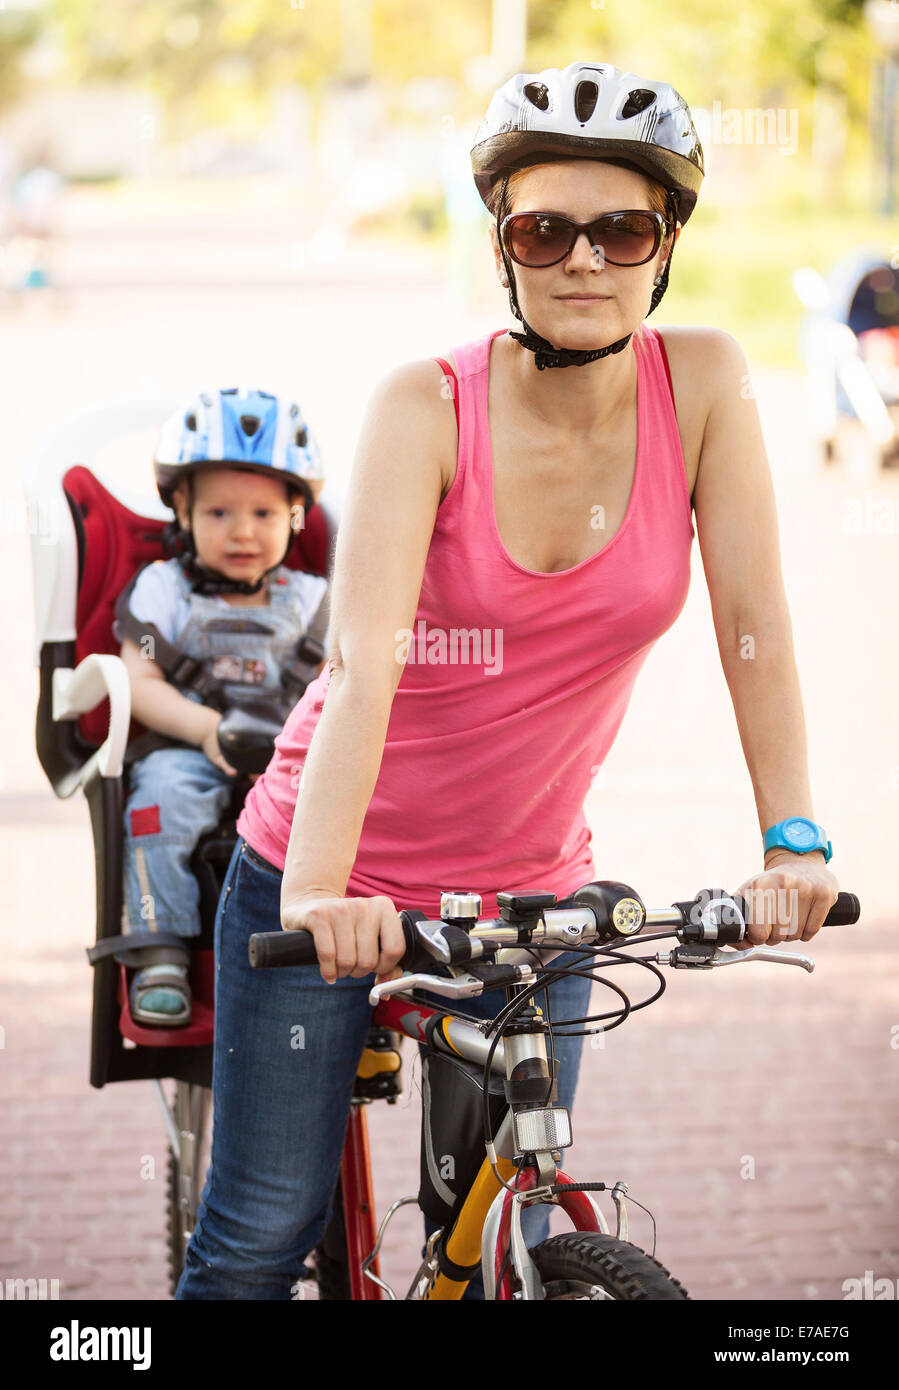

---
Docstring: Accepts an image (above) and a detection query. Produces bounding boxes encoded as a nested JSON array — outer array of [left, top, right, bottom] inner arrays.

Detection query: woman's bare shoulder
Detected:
[[365, 356, 458, 496], [654, 325, 749, 380], [653, 325, 751, 414], [372, 354, 456, 397]]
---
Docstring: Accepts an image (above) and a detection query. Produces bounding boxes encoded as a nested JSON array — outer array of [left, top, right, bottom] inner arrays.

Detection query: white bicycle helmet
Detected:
[[155, 387, 323, 509], [470, 62, 705, 369]]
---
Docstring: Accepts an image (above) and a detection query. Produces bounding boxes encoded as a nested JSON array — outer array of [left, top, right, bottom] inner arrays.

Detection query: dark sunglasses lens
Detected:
[[595, 212, 659, 264], [505, 215, 573, 266]]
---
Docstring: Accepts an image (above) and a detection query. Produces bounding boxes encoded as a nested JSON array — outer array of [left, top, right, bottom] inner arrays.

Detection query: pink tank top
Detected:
[[237, 324, 694, 916]]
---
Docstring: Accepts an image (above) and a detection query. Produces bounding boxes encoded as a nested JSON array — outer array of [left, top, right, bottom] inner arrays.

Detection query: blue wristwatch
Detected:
[[763, 817, 832, 863]]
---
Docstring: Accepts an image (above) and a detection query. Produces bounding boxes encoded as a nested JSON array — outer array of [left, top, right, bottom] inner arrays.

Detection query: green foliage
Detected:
[[655, 191, 897, 366], [0, 7, 42, 110]]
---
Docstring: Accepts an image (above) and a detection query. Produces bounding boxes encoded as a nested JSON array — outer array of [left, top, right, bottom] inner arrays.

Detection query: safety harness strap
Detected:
[[115, 566, 331, 717], [279, 584, 331, 701], [114, 572, 220, 704], [86, 931, 189, 967]]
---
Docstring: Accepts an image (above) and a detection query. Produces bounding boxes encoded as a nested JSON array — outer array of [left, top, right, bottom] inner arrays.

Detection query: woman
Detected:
[[177, 61, 840, 1300]]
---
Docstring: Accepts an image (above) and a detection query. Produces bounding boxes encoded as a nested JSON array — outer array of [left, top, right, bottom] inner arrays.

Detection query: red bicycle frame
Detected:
[[335, 994, 601, 1301]]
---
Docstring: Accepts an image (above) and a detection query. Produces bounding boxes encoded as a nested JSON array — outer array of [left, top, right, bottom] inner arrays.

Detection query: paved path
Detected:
[[2, 191, 896, 1302]]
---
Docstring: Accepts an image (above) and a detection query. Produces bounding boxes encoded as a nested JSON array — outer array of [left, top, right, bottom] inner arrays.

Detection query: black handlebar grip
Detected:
[[732, 889, 861, 937], [823, 891, 860, 926], [248, 909, 431, 971], [248, 928, 319, 969]]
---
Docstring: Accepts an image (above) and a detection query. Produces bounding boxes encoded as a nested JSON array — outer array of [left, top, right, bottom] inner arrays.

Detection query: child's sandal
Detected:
[[128, 950, 192, 1027]]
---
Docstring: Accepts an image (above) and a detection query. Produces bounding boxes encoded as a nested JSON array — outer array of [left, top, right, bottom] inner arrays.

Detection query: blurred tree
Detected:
[[30, 0, 874, 155], [0, 5, 42, 110]]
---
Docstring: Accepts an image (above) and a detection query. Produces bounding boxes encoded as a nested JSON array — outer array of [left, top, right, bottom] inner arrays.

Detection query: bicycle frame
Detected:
[[252, 881, 859, 1301], [335, 993, 604, 1301]]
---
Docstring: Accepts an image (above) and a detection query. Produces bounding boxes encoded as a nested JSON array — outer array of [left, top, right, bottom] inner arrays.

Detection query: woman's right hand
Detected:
[[281, 891, 406, 985]]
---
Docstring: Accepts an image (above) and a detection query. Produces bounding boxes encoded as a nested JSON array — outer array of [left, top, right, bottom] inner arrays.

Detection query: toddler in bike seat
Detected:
[[113, 387, 330, 1027]]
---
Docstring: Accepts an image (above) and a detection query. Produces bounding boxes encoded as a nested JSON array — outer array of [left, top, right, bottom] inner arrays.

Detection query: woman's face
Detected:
[[490, 159, 680, 351]]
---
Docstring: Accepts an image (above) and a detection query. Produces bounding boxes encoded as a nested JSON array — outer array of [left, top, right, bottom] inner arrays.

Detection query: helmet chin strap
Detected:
[[497, 175, 676, 371]]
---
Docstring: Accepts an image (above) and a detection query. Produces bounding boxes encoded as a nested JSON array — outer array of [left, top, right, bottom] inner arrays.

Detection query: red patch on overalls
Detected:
[[130, 805, 161, 836]]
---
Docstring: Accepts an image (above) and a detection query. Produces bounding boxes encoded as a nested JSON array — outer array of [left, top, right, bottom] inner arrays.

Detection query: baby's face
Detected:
[[176, 469, 295, 588]]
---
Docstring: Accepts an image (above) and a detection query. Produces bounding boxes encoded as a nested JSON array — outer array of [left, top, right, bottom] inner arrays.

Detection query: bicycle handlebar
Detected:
[[247, 885, 860, 972]]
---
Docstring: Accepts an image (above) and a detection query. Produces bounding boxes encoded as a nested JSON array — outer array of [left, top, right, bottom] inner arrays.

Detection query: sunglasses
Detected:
[[500, 209, 669, 269]]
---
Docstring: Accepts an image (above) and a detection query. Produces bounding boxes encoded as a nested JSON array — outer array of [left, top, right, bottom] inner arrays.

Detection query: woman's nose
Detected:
[[567, 231, 606, 272]]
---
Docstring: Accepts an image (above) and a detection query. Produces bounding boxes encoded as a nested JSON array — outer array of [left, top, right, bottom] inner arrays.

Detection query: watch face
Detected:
[[785, 817, 817, 848]]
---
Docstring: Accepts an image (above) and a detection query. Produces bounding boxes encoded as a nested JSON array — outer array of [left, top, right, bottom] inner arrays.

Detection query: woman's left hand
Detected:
[[733, 852, 840, 947]]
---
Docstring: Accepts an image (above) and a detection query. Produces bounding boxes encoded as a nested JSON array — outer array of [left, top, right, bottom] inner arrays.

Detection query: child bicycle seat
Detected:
[[23, 398, 337, 1088]]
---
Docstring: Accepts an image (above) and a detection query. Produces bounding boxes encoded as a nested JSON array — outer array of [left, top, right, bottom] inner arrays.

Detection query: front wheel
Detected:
[[528, 1233, 690, 1300]]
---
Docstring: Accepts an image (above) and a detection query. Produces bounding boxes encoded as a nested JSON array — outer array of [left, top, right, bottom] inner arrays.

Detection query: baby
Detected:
[[114, 387, 330, 1026]]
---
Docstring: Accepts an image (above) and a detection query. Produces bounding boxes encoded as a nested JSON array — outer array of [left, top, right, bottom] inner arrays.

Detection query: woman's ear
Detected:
[[657, 221, 681, 278]]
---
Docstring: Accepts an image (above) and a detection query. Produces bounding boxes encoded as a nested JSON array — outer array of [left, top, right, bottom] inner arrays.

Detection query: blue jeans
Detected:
[[176, 837, 591, 1300], [123, 747, 235, 937]]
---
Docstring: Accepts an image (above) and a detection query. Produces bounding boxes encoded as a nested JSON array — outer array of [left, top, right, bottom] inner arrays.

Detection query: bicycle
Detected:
[[249, 878, 860, 1300]]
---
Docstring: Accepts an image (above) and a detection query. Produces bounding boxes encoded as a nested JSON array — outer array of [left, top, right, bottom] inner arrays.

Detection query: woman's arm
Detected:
[[280, 359, 457, 907], [691, 330, 838, 938]]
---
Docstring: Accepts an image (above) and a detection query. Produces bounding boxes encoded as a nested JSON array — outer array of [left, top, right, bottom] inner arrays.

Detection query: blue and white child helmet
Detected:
[[154, 387, 324, 511]]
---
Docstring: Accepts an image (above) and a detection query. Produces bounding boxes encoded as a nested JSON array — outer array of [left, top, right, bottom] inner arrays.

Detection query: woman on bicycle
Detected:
[[177, 61, 840, 1299]]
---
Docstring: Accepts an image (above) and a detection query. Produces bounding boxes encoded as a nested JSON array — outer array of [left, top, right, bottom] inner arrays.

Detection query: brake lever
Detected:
[[656, 944, 815, 973], [368, 971, 490, 1005], [368, 961, 536, 1006]]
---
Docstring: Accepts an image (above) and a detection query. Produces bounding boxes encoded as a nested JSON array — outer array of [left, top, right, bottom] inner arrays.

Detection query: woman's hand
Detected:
[[281, 890, 406, 985], [734, 852, 840, 947], [199, 709, 237, 777]]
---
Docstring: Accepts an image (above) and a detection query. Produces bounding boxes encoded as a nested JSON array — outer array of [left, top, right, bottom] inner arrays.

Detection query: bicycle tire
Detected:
[[165, 1082, 210, 1298], [528, 1232, 690, 1301], [166, 1147, 186, 1297]]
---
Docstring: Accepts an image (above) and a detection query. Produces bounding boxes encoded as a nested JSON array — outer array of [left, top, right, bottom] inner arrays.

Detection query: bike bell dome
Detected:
[[154, 387, 324, 510]]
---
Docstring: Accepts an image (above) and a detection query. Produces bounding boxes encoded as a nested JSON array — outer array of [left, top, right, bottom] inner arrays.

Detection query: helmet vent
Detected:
[[185, 412, 197, 431], [240, 415, 260, 437], [621, 88, 656, 120], [574, 80, 599, 124], [295, 427, 308, 447], [523, 81, 550, 112]]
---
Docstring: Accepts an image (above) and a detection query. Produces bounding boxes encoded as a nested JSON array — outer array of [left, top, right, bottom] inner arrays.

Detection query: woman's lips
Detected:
[[556, 294, 612, 302]]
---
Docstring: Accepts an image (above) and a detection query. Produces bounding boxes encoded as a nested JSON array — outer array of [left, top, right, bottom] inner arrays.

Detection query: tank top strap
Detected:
[[633, 323, 693, 525], [432, 329, 506, 518], [634, 322, 676, 412]]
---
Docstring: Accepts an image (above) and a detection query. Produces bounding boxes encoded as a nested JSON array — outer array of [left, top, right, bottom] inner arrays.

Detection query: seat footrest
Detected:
[[116, 958, 215, 1048]]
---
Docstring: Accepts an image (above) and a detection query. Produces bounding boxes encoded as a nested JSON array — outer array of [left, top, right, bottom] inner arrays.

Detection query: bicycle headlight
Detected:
[[612, 897, 644, 935], [572, 882, 646, 941]]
